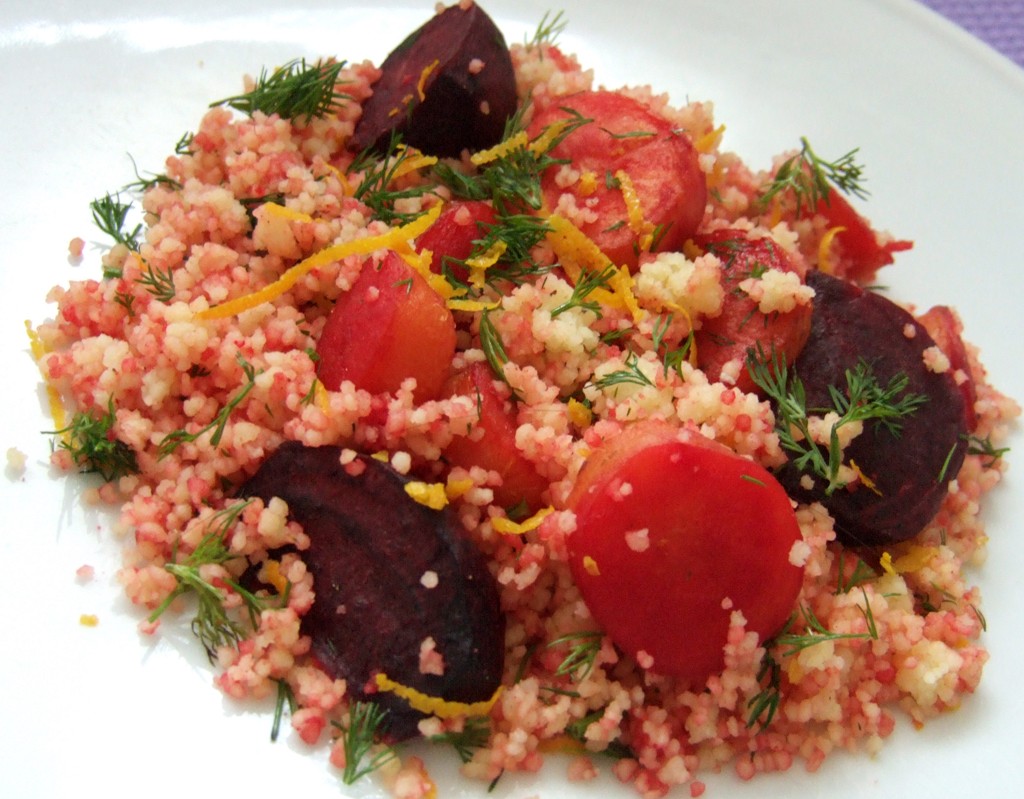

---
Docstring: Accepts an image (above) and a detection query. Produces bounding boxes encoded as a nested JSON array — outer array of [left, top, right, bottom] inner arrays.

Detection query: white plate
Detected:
[[2, 1, 1022, 797]]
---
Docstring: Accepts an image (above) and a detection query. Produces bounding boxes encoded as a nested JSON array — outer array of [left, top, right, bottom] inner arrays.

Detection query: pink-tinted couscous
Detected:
[[30, 2, 1019, 797]]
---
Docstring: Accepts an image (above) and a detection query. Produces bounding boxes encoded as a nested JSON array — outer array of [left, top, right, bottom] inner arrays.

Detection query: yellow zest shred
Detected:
[[583, 556, 600, 576], [660, 301, 699, 367], [892, 545, 939, 574], [607, 265, 645, 323], [258, 559, 290, 595], [470, 131, 528, 166], [614, 169, 655, 252], [391, 146, 439, 181], [25, 320, 67, 434], [879, 551, 896, 576], [399, 247, 467, 301], [446, 297, 500, 313], [693, 124, 726, 154], [578, 171, 598, 196], [371, 451, 390, 462], [567, 397, 593, 428], [445, 476, 475, 500], [404, 481, 449, 510], [417, 59, 439, 102], [492, 506, 554, 536], [463, 240, 507, 288], [528, 118, 572, 157], [849, 459, 882, 496], [79, 614, 99, 627], [373, 672, 503, 719], [262, 201, 315, 224], [321, 162, 354, 196], [545, 213, 610, 285], [196, 203, 442, 320], [312, 377, 331, 414], [817, 225, 847, 274]]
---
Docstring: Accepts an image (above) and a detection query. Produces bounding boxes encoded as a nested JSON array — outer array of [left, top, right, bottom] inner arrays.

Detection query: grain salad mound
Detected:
[[30, 2, 1019, 797]]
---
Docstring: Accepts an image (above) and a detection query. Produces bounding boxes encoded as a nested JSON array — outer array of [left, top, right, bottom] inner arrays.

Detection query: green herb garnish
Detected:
[[48, 398, 138, 482], [334, 701, 397, 785], [90, 192, 143, 251], [211, 58, 349, 123], [756, 136, 868, 216], [747, 347, 927, 494]]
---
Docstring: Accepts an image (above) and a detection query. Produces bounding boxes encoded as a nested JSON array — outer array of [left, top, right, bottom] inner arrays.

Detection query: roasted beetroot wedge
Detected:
[[774, 271, 968, 548], [238, 441, 504, 741], [350, 2, 517, 157]]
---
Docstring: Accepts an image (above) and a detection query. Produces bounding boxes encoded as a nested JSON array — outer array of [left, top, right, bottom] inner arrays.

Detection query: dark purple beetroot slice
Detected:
[[777, 270, 968, 548], [238, 441, 504, 741], [350, 2, 516, 157]]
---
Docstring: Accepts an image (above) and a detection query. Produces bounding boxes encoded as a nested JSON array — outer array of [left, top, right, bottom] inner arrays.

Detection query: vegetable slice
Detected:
[[238, 442, 505, 741]]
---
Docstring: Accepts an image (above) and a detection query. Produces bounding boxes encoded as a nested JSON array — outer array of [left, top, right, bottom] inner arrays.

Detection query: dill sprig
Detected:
[[430, 716, 492, 763], [157, 353, 261, 457], [835, 550, 877, 595], [746, 347, 927, 495], [651, 313, 694, 380], [964, 433, 1010, 467], [526, 10, 568, 49], [434, 101, 590, 213], [589, 351, 655, 392], [123, 153, 182, 192], [91, 192, 143, 251], [479, 309, 511, 383], [137, 261, 176, 302], [48, 398, 138, 482], [148, 499, 264, 660], [211, 58, 350, 123], [748, 600, 877, 729], [756, 136, 868, 217], [271, 679, 297, 742], [548, 630, 603, 681], [550, 264, 615, 319], [564, 710, 634, 759], [347, 134, 437, 224], [334, 701, 397, 785]]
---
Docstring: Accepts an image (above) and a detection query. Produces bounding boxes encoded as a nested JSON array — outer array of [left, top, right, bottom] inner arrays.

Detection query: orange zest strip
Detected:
[[25, 320, 68, 434], [373, 672, 502, 719], [817, 225, 847, 274], [615, 169, 655, 252], [404, 481, 449, 510], [196, 204, 443, 320], [417, 59, 439, 102], [470, 131, 528, 166], [492, 506, 554, 536]]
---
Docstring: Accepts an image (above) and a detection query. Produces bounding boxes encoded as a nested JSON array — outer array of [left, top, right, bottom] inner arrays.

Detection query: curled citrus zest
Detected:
[[528, 118, 572, 157], [879, 551, 896, 576], [447, 298, 500, 313], [615, 169, 655, 252], [492, 506, 554, 536], [578, 170, 598, 196], [25, 320, 68, 434], [817, 225, 847, 274], [892, 545, 938, 575], [258, 559, 290, 595], [391, 145, 439, 180], [262, 202, 315, 224], [404, 481, 449, 510], [545, 213, 610, 285], [79, 614, 100, 627], [607, 265, 645, 323], [693, 123, 726, 154], [583, 556, 600, 576], [416, 59, 439, 101], [312, 377, 331, 414], [196, 204, 442, 319], [538, 735, 588, 755], [567, 397, 593, 428], [444, 476, 475, 500], [398, 247, 467, 301], [471, 131, 528, 166], [373, 672, 502, 718], [849, 459, 882, 496], [464, 240, 507, 288]]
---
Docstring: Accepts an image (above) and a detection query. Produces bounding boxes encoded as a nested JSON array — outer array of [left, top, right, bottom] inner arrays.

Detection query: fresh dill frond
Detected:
[[590, 351, 655, 391], [157, 353, 261, 457], [564, 710, 634, 759], [90, 192, 143, 251], [548, 630, 603, 681], [527, 10, 568, 49], [334, 701, 397, 785], [430, 716, 492, 763], [211, 58, 350, 123], [835, 550, 877, 595], [347, 133, 437, 224], [651, 313, 694, 379], [479, 309, 510, 382], [48, 398, 138, 482], [123, 154, 182, 192], [550, 264, 616, 318], [271, 678, 297, 742], [137, 261, 176, 302], [964, 433, 1010, 467], [174, 131, 195, 155], [756, 136, 868, 216], [148, 499, 263, 660], [746, 347, 927, 495]]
